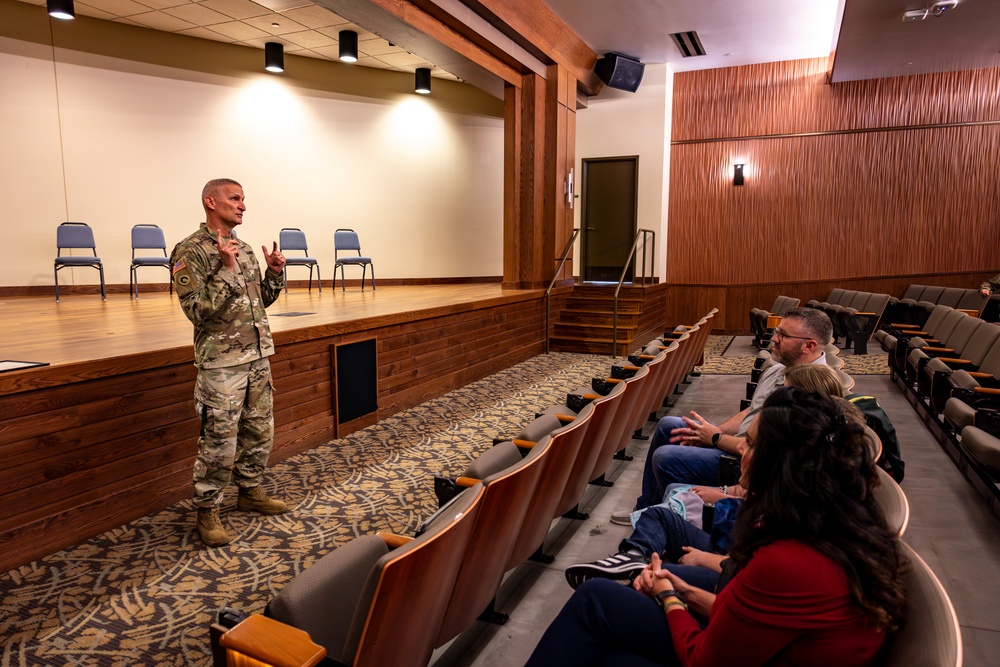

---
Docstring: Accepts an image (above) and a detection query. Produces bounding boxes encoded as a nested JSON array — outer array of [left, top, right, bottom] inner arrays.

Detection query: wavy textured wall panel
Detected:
[[674, 58, 1000, 141], [667, 58, 1000, 330]]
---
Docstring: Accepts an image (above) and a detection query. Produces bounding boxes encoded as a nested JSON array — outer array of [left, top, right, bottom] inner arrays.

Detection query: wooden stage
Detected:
[[0, 284, 557, 572]]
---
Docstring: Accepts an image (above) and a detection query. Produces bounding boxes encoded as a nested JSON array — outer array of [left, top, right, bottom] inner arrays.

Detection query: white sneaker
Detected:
[[610, 509, 634, 526]]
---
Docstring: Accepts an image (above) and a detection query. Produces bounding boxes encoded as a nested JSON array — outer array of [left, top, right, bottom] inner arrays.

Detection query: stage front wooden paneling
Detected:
[[0, 284, 553, 572]]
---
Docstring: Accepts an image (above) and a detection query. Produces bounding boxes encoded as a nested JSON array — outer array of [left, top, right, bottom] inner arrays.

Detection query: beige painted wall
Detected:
[[574, 63, 673, 282], [0, 34, 503, 289]]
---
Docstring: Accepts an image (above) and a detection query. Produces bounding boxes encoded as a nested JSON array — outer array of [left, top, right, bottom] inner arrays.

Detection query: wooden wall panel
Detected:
[[667, 57, 1000, 328], [668, 124, 1000, 285], [674, 58, 1000, 141], [0, 294, 548, 572]]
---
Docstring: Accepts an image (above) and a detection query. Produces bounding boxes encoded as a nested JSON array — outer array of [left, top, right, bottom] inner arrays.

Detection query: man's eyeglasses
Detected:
[[773, 326, 815, 342]]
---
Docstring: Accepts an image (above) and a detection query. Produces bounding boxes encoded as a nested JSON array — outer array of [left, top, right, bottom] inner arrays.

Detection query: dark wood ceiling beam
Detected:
[[459, 0, 604, 95]]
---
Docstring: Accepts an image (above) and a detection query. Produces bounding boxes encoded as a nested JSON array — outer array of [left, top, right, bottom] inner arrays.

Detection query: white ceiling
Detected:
[[18, 0, 1000, 89], [542, 0, 845, 73]]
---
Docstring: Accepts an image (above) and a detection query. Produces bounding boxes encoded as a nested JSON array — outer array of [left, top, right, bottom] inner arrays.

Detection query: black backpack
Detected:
[[847, 394, 905, 483]]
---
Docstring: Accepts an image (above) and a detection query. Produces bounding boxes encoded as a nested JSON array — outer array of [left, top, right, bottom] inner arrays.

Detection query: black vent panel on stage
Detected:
[[335, 338, 378, 424]]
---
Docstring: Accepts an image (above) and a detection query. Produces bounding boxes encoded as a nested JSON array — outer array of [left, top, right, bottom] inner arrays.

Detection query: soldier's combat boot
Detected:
[[196, 506, 231, 547], [237, 485, 287, 515]]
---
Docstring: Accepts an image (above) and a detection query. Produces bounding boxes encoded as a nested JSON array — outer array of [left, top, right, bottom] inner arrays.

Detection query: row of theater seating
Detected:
[[886, 284, 989, 328], [750, 283, 991, 358], [805, 289, 891, 355], [212, 305, 961, 667], [877, 304, 1000, 507], [209, 311, 718, 666]]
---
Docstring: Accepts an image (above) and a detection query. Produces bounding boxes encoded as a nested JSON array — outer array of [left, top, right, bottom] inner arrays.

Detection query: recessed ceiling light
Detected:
[[272, 22, 279, 27]]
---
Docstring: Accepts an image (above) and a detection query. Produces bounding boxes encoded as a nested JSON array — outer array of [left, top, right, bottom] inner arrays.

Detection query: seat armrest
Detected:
[[512, 439, 538, 449], [219, 614, 327, 667], [454, 476, 481, 488], [378, 532, 414, 548]]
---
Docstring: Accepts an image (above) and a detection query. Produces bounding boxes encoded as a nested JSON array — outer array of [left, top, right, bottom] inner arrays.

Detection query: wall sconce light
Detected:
[[339, 30, 358, 63], [733, 163, 745, 186], [264, 42, 284, 73], [47, 0, 75, 19], [415, 67, 431, 94]]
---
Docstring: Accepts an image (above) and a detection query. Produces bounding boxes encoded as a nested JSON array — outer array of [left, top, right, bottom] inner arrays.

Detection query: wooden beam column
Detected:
[[546, 64, 577, 287]]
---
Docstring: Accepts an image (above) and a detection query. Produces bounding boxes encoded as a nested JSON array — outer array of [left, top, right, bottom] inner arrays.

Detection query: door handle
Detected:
[[586, 227, 596, 231]]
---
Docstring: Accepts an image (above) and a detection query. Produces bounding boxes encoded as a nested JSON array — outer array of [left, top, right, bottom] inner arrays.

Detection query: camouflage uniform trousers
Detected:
[[193, 357, 274, 508]]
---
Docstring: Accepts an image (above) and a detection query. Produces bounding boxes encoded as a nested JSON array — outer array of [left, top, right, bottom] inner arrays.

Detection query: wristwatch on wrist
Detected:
[[654, 589, 681, 608], [711, 432, 722, 447]]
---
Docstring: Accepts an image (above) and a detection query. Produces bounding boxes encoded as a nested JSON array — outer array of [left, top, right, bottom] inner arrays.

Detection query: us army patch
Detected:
[[173, 258, 196, 294]]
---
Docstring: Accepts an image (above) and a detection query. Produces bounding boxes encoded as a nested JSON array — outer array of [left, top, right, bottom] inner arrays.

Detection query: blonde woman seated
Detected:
[[528, 387, 905, 667]]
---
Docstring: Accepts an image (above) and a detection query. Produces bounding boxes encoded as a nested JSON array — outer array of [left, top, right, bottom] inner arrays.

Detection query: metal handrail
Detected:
[[612, 229, 656, 358], [545, 228, 580, 354]]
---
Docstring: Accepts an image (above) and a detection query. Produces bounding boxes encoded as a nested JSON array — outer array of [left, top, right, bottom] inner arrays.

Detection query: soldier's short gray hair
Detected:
[[201, 178, 242, 206]]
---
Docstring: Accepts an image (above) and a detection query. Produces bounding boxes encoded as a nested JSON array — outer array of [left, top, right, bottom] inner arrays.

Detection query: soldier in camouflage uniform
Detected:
[[980, 274, 1000, 297], [171, 178, 288, 547]]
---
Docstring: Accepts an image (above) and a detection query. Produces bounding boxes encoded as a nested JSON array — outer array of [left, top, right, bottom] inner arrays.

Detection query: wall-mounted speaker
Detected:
[[595, 52, 645, 93]]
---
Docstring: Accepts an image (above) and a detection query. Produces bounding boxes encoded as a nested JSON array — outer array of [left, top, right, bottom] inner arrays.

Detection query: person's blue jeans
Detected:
[[621, 505, 712, 562], [635, 416, 723, 509], [525, 578, 681, 667]]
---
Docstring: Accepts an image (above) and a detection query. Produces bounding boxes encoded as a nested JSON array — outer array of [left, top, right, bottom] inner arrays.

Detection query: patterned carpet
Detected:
[[0, 337, 886, 666], [0, 353, 612, 667], [699, 336, 890, 376]]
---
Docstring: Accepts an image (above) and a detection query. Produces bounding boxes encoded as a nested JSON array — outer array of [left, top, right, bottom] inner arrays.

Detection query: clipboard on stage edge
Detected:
[[0, 360, 49, 373]]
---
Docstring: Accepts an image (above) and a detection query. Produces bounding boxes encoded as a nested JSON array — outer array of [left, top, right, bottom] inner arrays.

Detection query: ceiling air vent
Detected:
[[670, 31, 706, 58]]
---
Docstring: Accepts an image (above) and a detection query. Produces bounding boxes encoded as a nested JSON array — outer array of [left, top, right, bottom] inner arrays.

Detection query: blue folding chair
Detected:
[[54, 222, 106, 302], [334, 228, 375, 291], [130, 224, 172, 299], [279, 227, 322, 293]]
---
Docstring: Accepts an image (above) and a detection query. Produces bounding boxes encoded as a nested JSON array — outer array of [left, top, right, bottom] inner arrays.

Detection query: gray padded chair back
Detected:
[[516, 413, 563, 443], [901, 284, 925, 301], [960, 426, 1000, 475], [941, 315, 983, 352], [847, 292, 870, 310], [937, 287, 965, 308], [267, 483, 484, 666], [930, 310, 966, 344], [920, 304, 953, 335], [963, 324, 1000, 367], [881, 542, 962, 667], [834, 290, 858, 306], [863, 293, 890, 314], [827, 288, 845, 303], [956, 289, 988, 313], [919, 286, 945, 304], [462, 441, 525, 479]]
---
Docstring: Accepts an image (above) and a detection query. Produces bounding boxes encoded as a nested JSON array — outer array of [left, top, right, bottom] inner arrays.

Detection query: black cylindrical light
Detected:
[[415, 67, 431, 94], [47, 0, 75, 19], [264, 42, 284, 73], [339, 30, 358, 63]]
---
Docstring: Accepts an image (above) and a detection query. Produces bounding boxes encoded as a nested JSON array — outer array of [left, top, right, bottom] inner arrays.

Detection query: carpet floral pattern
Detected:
[[0, 353, 612, 667]]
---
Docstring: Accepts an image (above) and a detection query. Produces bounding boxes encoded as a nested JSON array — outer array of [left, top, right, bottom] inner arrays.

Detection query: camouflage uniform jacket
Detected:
[[171, 224, 284, 369], [981, 274, 1000, 293]]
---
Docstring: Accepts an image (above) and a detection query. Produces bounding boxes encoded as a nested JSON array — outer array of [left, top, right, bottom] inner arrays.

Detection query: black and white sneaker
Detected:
[[565, 552, 648, 590]]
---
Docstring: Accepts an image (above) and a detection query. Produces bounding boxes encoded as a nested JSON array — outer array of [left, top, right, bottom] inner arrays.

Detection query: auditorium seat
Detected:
[[921, 323, 1000, 412], [904, 313, 984, 385], [960, 424, 1000, 478], [265, 483, 486, 667], [881, 542, 963, 667]]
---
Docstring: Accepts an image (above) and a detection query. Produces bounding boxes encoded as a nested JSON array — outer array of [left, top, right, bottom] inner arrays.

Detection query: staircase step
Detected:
[[566, 297, 643, 314], [553, 322, 636, 340], [559, 310, 640, 326], [549, 336, 630, 356]]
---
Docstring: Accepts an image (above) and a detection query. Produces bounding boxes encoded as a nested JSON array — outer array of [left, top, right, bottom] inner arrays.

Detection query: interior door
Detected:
[[581, 156, 638, 283]]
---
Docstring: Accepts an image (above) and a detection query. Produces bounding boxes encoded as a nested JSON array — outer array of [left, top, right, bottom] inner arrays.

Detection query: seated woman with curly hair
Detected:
[[526, 387, 907, 667]]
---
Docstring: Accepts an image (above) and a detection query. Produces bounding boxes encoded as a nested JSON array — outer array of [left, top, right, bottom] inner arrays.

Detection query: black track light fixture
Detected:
[[415, 67, 431, 94], [339, 30, 358, 63], [264, 42, 284, 73]]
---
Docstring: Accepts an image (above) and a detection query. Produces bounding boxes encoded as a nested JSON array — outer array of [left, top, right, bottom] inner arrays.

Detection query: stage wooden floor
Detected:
[[0, 283, 557, 571], [0, 283, 538, 392]]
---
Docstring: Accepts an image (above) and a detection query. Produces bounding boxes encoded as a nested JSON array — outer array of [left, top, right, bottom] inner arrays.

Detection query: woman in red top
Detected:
[[526, 387, 906, 667]]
